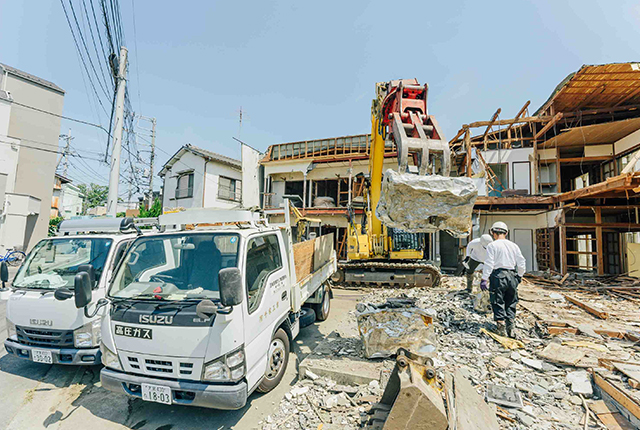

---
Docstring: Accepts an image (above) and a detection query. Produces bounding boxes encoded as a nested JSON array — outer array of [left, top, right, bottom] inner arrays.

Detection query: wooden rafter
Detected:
[[534, 112, 564, 140], [482, 108, 502, 141], [504, 101, 530, 135]]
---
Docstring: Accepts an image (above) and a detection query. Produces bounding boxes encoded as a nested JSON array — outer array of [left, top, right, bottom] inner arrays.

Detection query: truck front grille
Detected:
[[121, 352, 201, 380], [16, 326, 74, 348]]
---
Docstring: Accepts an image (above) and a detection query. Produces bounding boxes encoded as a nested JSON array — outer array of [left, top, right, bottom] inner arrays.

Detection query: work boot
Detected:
[[465, 278, 473, 294], [495, 320, 507, 337], [506, 319, 517, 339]]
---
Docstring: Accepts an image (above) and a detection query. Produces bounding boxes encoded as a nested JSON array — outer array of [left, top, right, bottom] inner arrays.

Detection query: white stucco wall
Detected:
[[203, 161, 242, 209], [482, 147, 535, 193]]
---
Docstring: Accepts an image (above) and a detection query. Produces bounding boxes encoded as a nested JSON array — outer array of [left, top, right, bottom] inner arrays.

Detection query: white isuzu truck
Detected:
[[88, 207, 335, 410], [2, 218, 142, 365]]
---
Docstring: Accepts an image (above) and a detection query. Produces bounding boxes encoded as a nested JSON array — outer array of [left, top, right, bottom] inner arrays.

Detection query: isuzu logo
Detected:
[[30, 319, 53, 326], [139, 315, 174, 325]]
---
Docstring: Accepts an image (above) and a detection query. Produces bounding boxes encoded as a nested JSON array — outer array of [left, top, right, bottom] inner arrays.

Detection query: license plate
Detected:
[[114, 325, 152, 340], [141, 383, 172, 405], [32, 349, 53, 364]]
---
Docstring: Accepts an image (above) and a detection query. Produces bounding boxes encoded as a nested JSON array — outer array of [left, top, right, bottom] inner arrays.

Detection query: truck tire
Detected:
[[256, 328, 290, 393], [311, 284, 331, 321], [299, 307, 316, 328]]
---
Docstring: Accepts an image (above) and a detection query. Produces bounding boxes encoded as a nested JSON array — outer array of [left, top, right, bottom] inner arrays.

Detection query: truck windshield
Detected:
[[13, 238, 113, 289], [109, 233, 239, 301]]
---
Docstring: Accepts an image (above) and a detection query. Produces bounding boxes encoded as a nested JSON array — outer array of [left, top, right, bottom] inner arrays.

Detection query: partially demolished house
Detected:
[[451, 62, 640, 276], [260, 134, 402, 259]]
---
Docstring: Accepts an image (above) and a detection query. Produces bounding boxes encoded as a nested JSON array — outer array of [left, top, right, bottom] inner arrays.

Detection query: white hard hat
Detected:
[[490, 221, 509, 234], [480, 234, 493, 247]]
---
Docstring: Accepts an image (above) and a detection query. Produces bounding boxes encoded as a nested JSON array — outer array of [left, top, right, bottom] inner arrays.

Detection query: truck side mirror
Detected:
[[1, 261, 8, 284], [77, 264, 95, 287], [219, 267, 243, 307], [74, 272, 92, 309]]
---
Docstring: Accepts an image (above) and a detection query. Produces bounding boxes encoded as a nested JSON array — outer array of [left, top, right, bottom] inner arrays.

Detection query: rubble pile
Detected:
[[261, 275, 640, 429]]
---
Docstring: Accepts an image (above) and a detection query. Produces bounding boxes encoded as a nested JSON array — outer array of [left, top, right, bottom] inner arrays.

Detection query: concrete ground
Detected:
[[0, 274, 364, 430]]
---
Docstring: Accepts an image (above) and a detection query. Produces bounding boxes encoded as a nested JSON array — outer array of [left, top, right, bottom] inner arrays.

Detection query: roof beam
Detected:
[[504, 101, 530, 135], [535, 112, 564, 140], [482, 109, 502, 141]]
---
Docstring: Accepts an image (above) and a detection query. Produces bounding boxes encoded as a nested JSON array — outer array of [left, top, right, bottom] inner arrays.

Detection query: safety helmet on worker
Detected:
[[490, 221, 509, 235], [480, 234, 493, 247]]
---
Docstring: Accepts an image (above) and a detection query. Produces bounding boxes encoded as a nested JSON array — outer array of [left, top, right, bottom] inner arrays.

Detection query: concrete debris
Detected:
[[356, 297, 437, 358], [486, 384, 523, 409], [567, 370, 593, 397], [375, 170, 477, 237], [262, 275, 640, 429]]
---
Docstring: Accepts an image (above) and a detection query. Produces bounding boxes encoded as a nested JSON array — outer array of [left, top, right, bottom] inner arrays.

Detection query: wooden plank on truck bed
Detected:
[[293, 238, 315, 281], [313, 233, 333, 270]]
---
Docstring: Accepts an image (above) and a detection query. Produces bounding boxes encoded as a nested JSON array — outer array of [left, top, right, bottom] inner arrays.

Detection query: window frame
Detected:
[[243, 233, 283, 315], [175, 172, 194, 199], [218, 175, 242, 202]]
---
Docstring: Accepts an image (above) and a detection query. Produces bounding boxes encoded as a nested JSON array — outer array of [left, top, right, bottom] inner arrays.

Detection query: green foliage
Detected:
[[116, 212, 126, 218], [49, 216, 64, 236], [77, 183, 108, 213], [139, 198, 162, 218]]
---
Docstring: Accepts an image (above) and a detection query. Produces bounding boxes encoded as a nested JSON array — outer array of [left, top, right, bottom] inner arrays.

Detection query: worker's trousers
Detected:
[[463, 257, 481, 292], [489, 268, 520, 322]]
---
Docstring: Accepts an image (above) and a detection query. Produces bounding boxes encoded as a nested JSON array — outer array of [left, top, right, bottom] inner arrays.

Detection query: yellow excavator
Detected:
[[336, 79, 477, 288]]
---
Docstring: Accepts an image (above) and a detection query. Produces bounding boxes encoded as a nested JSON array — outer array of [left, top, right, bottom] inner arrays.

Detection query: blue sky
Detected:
[[1, 0, 640, 196]]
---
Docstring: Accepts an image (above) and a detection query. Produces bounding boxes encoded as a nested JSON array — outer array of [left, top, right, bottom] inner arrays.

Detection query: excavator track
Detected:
[[335, 260, 441, 288]]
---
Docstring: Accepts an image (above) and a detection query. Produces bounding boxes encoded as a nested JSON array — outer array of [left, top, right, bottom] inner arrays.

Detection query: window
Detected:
[[218, 176, 242, 202], [175, 173, 194, 199], [245, 235, 282, 313], [109, 233, 239, 301]]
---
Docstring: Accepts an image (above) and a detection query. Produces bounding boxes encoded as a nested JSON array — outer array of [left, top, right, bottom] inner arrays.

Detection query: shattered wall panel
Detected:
[[376, 170, 478, 238]]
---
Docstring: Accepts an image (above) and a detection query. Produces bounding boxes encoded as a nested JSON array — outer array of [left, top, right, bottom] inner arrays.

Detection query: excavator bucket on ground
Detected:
[[366, 349, 448, 430]]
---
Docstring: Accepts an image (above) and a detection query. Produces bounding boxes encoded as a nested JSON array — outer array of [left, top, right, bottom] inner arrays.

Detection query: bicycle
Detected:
[[0, 248, 26, 267]]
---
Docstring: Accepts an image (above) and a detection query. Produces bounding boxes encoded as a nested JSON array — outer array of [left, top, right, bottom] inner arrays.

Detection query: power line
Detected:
[[130, 0, 142, 113], [60, 0, 110, 114], [11, 100, 110, 134], [0, 138, 104, 162]]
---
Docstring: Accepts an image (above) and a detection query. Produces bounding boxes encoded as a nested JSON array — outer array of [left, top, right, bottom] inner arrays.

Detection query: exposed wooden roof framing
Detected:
[[537, 63, 640, 116]]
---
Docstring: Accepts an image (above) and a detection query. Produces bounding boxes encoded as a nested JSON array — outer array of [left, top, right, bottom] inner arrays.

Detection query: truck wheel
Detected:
[[256, 328, 290, 393], [299, 307, 316, 328], [311, 284, 331, 321]]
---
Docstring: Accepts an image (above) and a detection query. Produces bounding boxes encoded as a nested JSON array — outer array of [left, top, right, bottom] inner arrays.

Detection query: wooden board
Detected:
[[564, 294, 610, 319], [588, 400, 634, 430], [313, 233, 333, 270], [592, 371, 640, 420], [293, 238, 316, 281], [453, 370, 500, 430]]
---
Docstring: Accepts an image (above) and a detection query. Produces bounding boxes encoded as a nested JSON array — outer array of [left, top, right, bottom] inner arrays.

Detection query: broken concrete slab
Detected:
[[538, 342, 586, 366], [299, 353, 385, 386], [567, 370, 593, 397], [356, 298, 437, 359], [453, 370, 500, 430], [486, 384, 523, 409]]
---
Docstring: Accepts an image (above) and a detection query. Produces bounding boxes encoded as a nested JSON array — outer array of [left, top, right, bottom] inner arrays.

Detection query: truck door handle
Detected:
[[281, 291, 287, 300]]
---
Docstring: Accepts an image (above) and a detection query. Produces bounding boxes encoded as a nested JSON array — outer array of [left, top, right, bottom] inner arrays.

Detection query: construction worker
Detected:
[[459, 234, 493, 293], [480, 222, 526, 338]]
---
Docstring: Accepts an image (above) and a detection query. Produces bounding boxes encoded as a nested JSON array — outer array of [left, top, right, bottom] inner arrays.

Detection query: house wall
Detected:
[[203, 161, 242, 209], [482, 147, 535, 194], [162, 151, 205, 210], [61, 183, 84, 217], [614, 128, 640, 155], [5, 72, 64, 251], [0, 99, 19, 194]]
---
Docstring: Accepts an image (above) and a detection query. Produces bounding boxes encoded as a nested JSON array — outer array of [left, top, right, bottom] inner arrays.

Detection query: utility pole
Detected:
[[57, 128, 73, 176], [106, 46, 128, 216], [136, 114, 156, 208]]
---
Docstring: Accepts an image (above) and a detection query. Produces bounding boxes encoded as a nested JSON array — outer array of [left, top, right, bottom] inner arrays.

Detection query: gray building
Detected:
[[0, 63, 65, 253]]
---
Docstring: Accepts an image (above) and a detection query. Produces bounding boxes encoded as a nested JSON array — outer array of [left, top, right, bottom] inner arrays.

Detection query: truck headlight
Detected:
[[202, 346, 245, 382], [5, 318, 16, 339], [74, 319, 101, 348], [100, 343, 122, 371]]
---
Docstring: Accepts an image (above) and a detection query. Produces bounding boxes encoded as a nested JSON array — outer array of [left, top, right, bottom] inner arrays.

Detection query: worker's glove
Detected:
[[480, 279, 488, 291]]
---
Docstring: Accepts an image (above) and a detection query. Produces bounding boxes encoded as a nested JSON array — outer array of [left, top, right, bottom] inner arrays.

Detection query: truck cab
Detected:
[[97, 208, 335, 410], [2, 218, 143, 365]]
